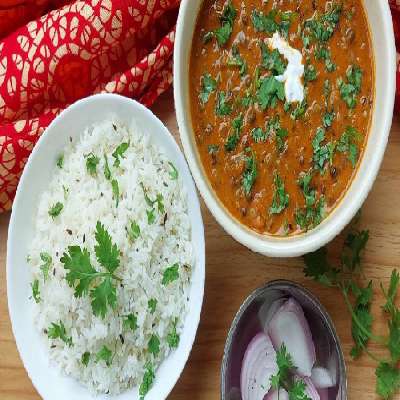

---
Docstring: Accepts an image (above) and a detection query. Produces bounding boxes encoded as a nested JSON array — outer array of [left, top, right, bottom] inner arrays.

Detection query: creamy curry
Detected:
[[189, 0, 374, 235]]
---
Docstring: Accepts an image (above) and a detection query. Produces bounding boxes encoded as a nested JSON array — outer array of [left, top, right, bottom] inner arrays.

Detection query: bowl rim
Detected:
[[173, 0, 396, 257], [220, 280, 347, 400], [6, 93, 205, 400]]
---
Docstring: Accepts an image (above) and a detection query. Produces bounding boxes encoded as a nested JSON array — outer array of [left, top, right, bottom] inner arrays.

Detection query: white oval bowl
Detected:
[[174, 0, 396, 257], [7, 94, 205, 400]]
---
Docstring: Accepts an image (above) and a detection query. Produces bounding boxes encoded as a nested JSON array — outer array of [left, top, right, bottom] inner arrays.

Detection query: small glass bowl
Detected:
[[220, 280, 347, 400]]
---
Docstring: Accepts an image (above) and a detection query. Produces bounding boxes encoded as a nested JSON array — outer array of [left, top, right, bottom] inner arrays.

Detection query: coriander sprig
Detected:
[[303, 224, 400, 399], [61, 221, 121, 318]]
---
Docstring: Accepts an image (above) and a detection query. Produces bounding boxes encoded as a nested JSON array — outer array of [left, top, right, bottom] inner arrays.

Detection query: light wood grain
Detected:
[[0, 89, 399, 400]]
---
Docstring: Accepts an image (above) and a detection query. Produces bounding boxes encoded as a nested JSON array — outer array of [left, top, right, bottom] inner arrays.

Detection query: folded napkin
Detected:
[[0, 0, 179, 212], [390, 0, 400, 112]]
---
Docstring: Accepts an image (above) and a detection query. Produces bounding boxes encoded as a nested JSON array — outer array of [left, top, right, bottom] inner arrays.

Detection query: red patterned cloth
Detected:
[[390, 0, 400, 113], [0, 0, 179, 212]]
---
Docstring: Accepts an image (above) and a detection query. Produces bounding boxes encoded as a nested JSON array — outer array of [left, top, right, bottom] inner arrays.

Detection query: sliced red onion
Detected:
[[327, 352, 338, 386], [259, 298, 287, 333], [317, 388, 329, 400], [268, 298, 316, 377], [311, 366, 335, 389], [263, 388, 289, 400], [297, 376, 320, 400], [241, 333, 278, 400]]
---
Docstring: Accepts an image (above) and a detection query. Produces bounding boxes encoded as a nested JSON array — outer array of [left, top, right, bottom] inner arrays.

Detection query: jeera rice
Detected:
[[27, 119, 194, 396]]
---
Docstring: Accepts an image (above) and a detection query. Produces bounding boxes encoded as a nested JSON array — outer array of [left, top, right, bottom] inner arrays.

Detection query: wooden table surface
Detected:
[[0, 90, 399, 400]]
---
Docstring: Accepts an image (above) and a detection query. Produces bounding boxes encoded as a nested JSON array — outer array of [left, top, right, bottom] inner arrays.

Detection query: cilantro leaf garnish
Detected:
[[204, 1, 236, 46], [162, 263, 179, 285], [95, 345, 112, 366], [56, 154, 64, 169], [305, 4, 342, 42], [381, 270, 400, 314], [295, 171, 326, 231], [339, 65, 363, 108], [312, 127, 334, 173], [148, 334, 160, 356], [168, 161, 178, 180], [148, 298, 157, 314], [315, 45, 336, 72], [252, 9, 294, 38], [251, 127, 268, 143], [256, 76, 285, 110], [123, 313, 138, 332], [260, 42, 286, 76], [91, 276, 117, 318], [31, 279, 40, 303], [47, 321, 73, 347], [270, 344, 293, 389], [216, 91, 233, 116], [199, 73, 217, 104], [242, 148, 257, 196], [104, 154, 111, 180], [94, 221, 120, 273], [336, 126, 361, 167], [376, 362, 400, 399], [111, 179, 119, 207], [61, 221, 121, 318], [304, 62, 317, 83], [167, 319, 180, 349], [323, 111, 335, 128], [81, 352, 90, 366], [85, 153, 100, 176], [127, 220, 140, 242], [139, 363, 155, 399], [112, 142, 129, 168], [228, 45, 247, 77], [147, 209, 156, 224], [289, 379, 312, 400], [270, 173, 289, 215], [48, 202, 63, 219], [225, 114, 243, 151], [290, 100, 307, 120], [39, 252, 52, 281]]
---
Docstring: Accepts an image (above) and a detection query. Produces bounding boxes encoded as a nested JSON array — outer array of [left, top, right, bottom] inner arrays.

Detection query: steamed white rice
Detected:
[[28, 119, 193, 395]]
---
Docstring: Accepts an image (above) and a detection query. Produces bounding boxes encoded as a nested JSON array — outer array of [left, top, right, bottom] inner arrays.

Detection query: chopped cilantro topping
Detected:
[[242, 148, 257, 196], [305, 3, 342, 42], [146, 209, 156, 225], [148, 298, 157, 314], [312, 127, 334, 172], [40, 252, 52, 281], [148, 334, 160, 356], [81, 352, 90, 366], [315, 45, 336, 72], [336, 126, 361, 167], [225, 114, 243, 151], [252, 9, 294, 38], [31, 279, 40, 303], [323, 111, 335, 128], [162, 263, 179, 285], [339, 65, 363, 108], [228, 45, 247, 77], [95, 345, 112, 366], [111, 179, 119, 207], [204, 1, 236, 46], [304, 62, 317, 83], [48, 202, 63, 219], [112, 142, 129, 168], [270, 173, 289, 215], [290, 99, 307, 120], [251, 127, 268, 143], [260, 42, 287, 76], [123, 313, 138, 332], [103, 154, 111, 180], [85, 153, 100, 176], [47, 321, 73, 347], [199, 73, 217, 104], [168, 161, 178, 180], [216, 91, 233, 116], [56, 154, 64, 169], [139, 363, 155, 399], [256, 76, 285, 110], [167, 319, 180, 349], [127, 220, 140, 242]]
